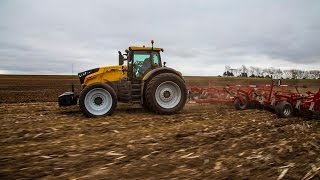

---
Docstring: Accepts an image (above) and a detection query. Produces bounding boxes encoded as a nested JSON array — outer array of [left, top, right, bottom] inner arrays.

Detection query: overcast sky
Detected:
[[0, 0, 320, 76]]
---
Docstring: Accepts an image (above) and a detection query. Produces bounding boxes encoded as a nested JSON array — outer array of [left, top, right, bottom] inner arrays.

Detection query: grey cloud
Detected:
[[0, 0, 320, 75]]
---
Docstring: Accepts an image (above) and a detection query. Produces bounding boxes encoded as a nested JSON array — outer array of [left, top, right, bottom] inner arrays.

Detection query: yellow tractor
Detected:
[[58, 41, 187, 117]]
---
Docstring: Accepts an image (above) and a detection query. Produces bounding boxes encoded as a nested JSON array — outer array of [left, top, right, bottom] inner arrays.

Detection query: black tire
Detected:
[[234, 96, 249, 110], [79, 83, 117, 117], [145, 73, 187, 115], [275, 101, 293, 118], [141, 82, 151, 111], [142, 96, 150, 111]]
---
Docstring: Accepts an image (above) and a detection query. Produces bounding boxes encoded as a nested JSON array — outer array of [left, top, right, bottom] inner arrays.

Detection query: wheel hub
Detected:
[[160, 88, 174, 102], [163, 90, 171, 98], [94, 97, 103, 106]]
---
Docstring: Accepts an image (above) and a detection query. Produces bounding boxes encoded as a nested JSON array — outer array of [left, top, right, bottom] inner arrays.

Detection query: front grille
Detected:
[[78, 68, 99, 84]]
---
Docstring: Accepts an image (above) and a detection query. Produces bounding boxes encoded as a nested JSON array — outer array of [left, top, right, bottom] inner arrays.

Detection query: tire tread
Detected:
[[145, 73, 187, 115]]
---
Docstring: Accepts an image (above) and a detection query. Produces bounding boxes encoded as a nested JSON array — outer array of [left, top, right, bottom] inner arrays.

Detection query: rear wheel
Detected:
[[145, 73, 187, 114], [142, 96, 150, 111], [79, 83, 117, 117], [275, 101, 293, 118]]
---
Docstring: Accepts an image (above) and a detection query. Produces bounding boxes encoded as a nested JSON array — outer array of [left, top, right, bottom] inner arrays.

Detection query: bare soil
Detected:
[[0, 75, 319, 179], [1, 103, 319, 179]]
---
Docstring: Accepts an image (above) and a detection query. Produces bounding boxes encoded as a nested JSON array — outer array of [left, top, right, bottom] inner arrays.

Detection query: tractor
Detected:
[[58, 41, 188, 117]]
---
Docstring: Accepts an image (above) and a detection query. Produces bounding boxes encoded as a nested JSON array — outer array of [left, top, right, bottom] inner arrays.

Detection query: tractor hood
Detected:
[[78, 68, 100, 84], [78, 65, 127, 86]]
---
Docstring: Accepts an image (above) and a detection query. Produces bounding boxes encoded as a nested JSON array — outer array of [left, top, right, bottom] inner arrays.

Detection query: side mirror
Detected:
[[118, 51, 124, 65], [163, 61, 167, 67]]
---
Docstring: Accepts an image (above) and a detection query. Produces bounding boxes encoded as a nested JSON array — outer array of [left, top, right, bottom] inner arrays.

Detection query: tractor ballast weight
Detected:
[[59, 41, 188, 117]]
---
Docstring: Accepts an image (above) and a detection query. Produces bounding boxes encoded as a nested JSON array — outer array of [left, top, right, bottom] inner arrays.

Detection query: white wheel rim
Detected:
[[155, 81, 181, 109], [283, 106, 291, 116], [84, 88, 112, 116]]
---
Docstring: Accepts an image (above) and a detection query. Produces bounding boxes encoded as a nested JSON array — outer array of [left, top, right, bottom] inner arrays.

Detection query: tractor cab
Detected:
[[118, 41, 164, 80]]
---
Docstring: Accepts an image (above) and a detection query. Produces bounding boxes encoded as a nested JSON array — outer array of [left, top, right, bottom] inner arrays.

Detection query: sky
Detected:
[[0, 0, 320, 76]]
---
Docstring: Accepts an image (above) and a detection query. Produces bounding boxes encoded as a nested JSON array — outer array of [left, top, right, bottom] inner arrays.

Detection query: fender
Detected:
[[142, 67, 184, 82], [141, 67, 185, 103]]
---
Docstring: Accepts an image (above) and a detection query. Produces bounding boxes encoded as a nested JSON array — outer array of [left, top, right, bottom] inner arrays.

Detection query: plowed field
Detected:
[[0, 75, 319, 179]]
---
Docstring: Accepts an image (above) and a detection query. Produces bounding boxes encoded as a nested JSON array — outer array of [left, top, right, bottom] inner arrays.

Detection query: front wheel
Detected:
[[79, 83, 117, 117], [145, 73, 187, 114]]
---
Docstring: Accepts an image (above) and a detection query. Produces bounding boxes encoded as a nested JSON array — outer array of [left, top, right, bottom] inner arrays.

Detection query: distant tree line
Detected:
[[223, 65, 320, 79]]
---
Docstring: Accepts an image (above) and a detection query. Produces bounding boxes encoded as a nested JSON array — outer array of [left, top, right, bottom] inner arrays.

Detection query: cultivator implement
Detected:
[[232, 81, 320, 119], [293, 89, 320, 118], [188, 81, 319, 119]]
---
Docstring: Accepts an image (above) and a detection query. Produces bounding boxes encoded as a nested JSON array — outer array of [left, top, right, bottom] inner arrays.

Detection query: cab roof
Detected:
[[128, 46, 163, 52]]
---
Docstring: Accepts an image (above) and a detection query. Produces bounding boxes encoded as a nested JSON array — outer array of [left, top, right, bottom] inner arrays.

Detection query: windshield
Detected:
[[132, 51, 161, 78]]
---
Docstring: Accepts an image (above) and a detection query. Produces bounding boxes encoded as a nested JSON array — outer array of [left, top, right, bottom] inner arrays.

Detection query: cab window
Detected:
[[152, 52, 160, 66], [132, 51, 151, 78]]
